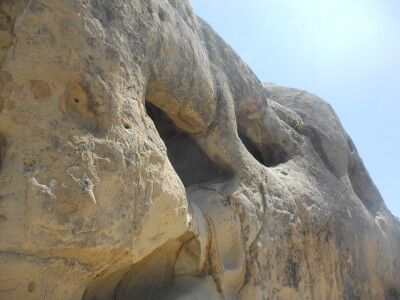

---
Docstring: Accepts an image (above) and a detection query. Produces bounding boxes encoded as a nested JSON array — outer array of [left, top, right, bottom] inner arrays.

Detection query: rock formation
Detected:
[[0, 0, 399, 299]]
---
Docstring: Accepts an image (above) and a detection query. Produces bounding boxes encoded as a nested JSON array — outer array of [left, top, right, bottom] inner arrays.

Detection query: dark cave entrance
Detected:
[[238, 129, 289, 167], [145, 102, 231, 187]]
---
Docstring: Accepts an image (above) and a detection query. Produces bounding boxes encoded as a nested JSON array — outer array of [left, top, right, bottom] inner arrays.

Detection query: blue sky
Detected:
[[191, 0, 400, 218]]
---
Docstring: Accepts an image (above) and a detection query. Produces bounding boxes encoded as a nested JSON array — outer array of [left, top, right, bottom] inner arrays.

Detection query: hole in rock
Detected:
[[263, 143, 290, 167], [238, 130, 288, 167], [123, 121, 131, 129], [64, 82, 100, 132], [158, 8, 166, 21], [146, 102, 231, 187]]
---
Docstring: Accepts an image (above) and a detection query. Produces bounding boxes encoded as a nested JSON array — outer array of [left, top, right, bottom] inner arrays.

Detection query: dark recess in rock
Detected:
[[0, 131, 6, 171], [146, 102, 231, 187], [158, 8, 166, 21], [386, 288, 400, 300], [238, 130, 288, 167], [285, 258, 300, 289]]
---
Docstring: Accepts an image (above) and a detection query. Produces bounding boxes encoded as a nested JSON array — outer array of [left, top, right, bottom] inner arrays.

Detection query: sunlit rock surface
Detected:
[[0, 0, 399, 299]]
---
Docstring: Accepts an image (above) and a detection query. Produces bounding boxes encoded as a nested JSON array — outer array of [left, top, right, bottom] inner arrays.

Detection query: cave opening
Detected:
[[238, 129, 289, 167], [145, 102, 232, 187]]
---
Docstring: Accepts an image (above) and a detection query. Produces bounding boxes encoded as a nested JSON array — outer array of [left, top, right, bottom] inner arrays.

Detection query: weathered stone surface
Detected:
[[0, 0, 398, 299]]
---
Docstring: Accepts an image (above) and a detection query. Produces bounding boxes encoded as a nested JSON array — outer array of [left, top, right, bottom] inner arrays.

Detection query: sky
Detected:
[[191, 0, 400, 218]]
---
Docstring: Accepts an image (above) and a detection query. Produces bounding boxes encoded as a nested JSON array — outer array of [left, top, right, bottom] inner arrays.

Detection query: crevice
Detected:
[[0, 131, 6, 171], [238, 130, 288, 167], [145, 101, 232, 187], [347, 134, 356, 153], [347, 150, 382, 216], [0, 95, 4, 113]]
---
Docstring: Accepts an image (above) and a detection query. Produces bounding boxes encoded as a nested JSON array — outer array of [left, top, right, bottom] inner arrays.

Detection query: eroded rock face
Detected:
[[0, 1, 399, 299]]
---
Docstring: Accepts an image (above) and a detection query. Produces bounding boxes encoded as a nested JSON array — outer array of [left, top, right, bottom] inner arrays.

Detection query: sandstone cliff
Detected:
[[0, 0, 399, 299]]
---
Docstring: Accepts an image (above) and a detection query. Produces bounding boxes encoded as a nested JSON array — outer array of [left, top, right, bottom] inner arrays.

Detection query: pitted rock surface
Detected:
[[0, 1, 399, 299]]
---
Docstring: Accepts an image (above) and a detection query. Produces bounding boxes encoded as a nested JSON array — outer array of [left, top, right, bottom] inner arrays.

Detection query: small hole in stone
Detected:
[[158, 9, 166, 21], [123, 122, 131, 130], [74, 98, 80, 103], [28, 281, 35, 293]]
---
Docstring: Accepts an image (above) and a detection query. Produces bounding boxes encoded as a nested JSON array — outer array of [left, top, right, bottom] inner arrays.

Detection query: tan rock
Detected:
[[31, 80, 52, 100], [0, 0, 398, 299]]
